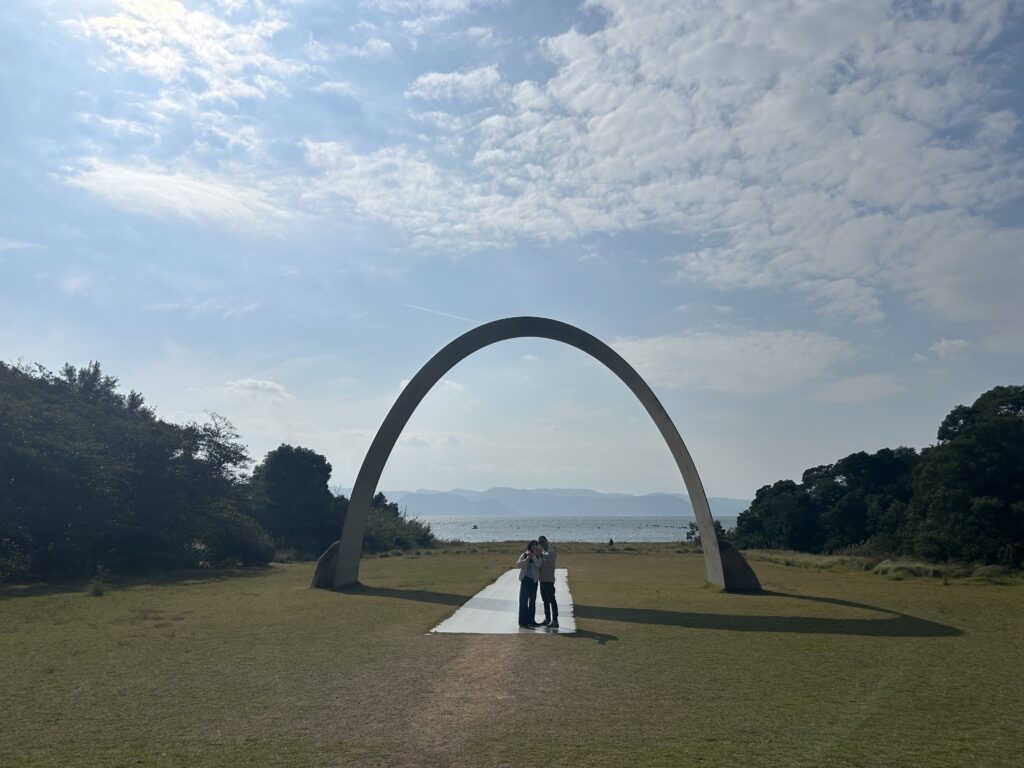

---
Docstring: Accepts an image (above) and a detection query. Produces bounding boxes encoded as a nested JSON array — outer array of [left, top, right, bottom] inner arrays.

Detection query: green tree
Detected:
[[250, 444, 337, 555], [0, 361, 272, 580], [909, 386, 1024, 565], [734, 480, 820, 551]]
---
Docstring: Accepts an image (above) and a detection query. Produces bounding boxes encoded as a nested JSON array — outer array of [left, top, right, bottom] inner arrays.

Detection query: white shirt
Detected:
[[517, 551, 539, 581]]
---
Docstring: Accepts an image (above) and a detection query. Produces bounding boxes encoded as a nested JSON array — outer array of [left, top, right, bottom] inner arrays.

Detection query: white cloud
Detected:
[[0, 239, 39, 253], [613, 330, 854, 395], [405, 65, 503, 102], [66, 1, 301, 103], [929, 338, 971, 359], [338, 38, 393, 58], [815, 374, 906, 404], [521, 354, 540, 363], [293, 1, 1022, 342], [59, 273, 94, 296], [367, 0, 503, 35], [64, 0, 306, 163], [313, 80, 356, 96], [147, 297, 262, 319], [222, 378, 294, 400], [65, 158, 291, 230], [398, 377, 463, 394], [400, 435, 431, 447]]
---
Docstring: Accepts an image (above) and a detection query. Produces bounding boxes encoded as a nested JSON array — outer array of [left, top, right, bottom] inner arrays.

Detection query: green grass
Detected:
[[2, 544, 1022, 767]]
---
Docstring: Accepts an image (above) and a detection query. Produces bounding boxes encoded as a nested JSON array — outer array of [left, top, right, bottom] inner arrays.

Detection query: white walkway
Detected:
[[431, 568, 576, 634]]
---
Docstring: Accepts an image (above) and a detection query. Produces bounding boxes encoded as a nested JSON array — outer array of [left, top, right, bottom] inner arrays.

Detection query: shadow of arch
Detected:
[[341, 584, 960, 639], [315, 316, 761, 592]]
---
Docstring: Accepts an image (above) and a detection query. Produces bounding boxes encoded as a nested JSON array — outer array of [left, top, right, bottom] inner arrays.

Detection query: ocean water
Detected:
[[422, 515, 738, 544]]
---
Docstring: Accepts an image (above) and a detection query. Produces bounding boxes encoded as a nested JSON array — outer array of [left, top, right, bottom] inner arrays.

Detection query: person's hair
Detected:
[[527, 539, 539, 551], [538, 535, 548, 544]]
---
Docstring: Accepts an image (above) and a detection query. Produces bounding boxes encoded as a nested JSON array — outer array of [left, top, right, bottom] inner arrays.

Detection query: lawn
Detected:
[[1, 544, 1021, 767]]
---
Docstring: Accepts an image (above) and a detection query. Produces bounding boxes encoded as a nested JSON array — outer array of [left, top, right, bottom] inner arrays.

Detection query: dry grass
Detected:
[[2, 544, 1022, 767]]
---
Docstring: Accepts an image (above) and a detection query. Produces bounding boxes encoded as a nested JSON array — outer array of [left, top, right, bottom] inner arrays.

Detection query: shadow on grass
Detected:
[[347, 584, 469, 607], [0, 566, 277, 600], [335, 585, 962, 639], [575, 590, 963, 638], [349, 585, 621, 644]]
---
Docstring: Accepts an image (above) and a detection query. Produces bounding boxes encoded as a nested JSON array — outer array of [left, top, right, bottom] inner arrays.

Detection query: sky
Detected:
[[1, 0, 1022, 500]]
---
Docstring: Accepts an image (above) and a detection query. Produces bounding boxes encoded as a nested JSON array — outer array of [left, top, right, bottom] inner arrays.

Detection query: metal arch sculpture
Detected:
[[317, 316, 761, 592]]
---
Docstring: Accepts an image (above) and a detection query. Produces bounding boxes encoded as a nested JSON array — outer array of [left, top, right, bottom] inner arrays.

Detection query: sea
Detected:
[[423, 515, 739, 544]]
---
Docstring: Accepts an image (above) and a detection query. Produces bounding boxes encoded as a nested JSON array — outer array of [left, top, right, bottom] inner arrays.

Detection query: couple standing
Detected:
[[516, 536, 559, 629]]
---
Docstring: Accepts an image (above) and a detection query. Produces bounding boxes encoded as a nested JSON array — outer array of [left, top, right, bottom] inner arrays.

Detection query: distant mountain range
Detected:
[[345, 487, 751, 519]]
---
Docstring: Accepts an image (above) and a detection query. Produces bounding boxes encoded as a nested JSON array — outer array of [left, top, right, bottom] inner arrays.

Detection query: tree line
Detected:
[[0, 361, 434, 582], [733, 385, 1024, 567]]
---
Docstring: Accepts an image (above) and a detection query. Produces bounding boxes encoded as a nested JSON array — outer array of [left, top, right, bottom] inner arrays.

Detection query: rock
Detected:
[[311, 540, 340, 589]]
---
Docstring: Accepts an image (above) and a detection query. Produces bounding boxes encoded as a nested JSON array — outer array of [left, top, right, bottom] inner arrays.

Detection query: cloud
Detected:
[[338, 38, 393, 58], [292, 1, 1022, 341], [405, 65, 504, 102], [59, 273, 95, 296], [613, 330, 854, 394], [0, 239, 39, 253], [815, 374, 906, 404], [66, 1, 302, 104], [929, 338, 971, 359], [222, 378, 294, 400], [367, 0, 504, 35], [147, 297, 262, 319], [313, 80, 357, 96], [398, 378, 463, 393], [63, 0, 308, 170], [65, 159, 291, 230], [521, 354, 540, 363], [400, 435, 431, 447]]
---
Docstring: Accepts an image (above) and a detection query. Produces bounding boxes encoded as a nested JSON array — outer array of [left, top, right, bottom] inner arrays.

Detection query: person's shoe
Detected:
[[548, 620, 560, 629], [541, 618, 551, 626], [527, 620, 541, 627]]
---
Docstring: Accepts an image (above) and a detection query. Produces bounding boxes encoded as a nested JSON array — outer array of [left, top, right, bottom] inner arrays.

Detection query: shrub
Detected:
[[362, 497, 436, 553], [200, 505, 275, 567], [872, 559, 942, 578]]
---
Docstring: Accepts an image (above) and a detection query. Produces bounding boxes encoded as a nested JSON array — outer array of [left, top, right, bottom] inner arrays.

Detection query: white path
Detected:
[[431, 568, 576, 634]]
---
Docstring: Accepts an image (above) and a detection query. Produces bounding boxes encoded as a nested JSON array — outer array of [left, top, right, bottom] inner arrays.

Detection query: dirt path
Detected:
[[396, 635, 522, 765]]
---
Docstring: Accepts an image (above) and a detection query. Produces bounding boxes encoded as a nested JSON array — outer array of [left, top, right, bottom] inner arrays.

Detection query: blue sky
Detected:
[[1, 0, 1022, 499]]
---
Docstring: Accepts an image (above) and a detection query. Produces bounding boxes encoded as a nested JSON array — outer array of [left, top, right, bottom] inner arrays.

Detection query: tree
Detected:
[[0, 361, 272, 580], [250, 444, 337, 555], [685, 519, 728, 543], [909, 386, 1024, 565], [734, 480, 820, 551]]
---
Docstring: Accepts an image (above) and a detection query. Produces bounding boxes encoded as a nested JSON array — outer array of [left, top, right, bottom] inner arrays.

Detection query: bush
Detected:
[[362, 496, 435, 553], [87, 575, 106, 597], [199, 505, 275, 567], [872, 559, 942, 578]]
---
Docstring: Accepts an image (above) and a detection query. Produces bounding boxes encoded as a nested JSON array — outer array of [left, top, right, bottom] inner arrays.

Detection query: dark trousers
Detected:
[[540, 580, 558, 621], [518, 577, 538, 626]]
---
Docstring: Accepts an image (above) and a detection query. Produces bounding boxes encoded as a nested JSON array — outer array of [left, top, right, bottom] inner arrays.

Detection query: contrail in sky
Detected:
[[400, 303, 478, 324]]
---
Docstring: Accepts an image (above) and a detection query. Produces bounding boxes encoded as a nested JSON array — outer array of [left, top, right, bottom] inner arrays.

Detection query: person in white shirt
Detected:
[[537, 535, 558, 628], [516, 541, 541, 627]]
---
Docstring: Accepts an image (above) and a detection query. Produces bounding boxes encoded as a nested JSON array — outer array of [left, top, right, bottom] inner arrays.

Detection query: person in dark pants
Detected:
[[516, 540, 541, 628], [537, 535, 559, 628]]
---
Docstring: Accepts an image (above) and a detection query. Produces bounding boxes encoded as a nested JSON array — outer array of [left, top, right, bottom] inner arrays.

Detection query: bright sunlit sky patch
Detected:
[[2, 0, 1022, 498]]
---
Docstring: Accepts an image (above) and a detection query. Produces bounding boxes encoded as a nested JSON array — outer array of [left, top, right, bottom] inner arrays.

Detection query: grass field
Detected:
[[2, 544, 1022, 767]]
